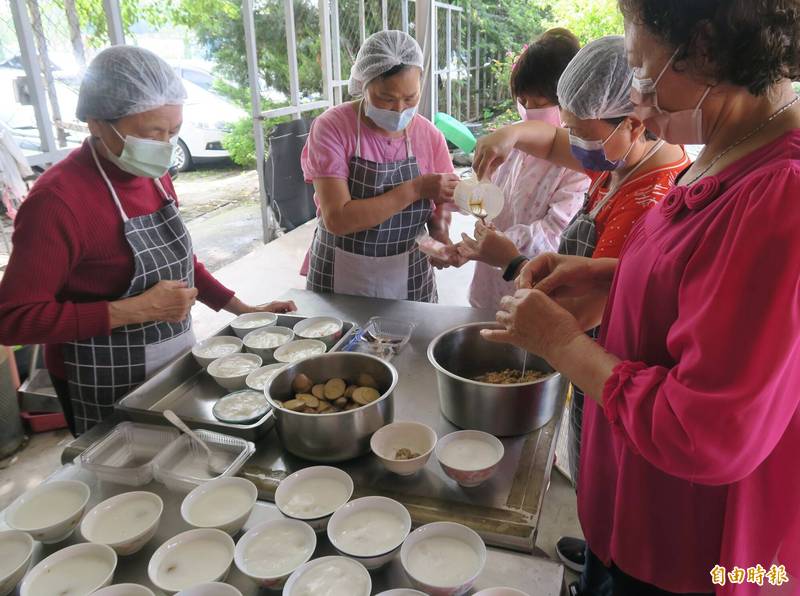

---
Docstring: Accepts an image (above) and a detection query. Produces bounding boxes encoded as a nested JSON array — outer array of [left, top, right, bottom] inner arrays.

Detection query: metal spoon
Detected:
[[164, 409, 229, 475]]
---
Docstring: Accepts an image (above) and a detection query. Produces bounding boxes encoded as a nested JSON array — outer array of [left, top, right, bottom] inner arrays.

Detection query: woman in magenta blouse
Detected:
[[485, 1, 800, 594]]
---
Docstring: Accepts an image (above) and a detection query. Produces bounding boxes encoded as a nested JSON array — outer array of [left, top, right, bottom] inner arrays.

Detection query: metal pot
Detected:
[[427, 323, 566, 436], [265, 353, 397, 462]]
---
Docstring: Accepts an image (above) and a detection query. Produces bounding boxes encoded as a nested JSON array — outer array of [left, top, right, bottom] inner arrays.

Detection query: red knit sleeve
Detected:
[[194, 259, 235, 311], [592, 189, 654, 259], [0, 191, 110, 345]]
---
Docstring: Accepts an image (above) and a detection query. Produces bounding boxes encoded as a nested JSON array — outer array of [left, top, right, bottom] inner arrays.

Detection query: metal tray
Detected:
[[116, 314, 357, 440]]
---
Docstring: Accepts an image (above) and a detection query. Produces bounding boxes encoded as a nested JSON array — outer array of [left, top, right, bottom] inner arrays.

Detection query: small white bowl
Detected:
[[0, 530, 34, 596], [283, 556, 371, 596], [245, 363, 286, 392], [435, 430, 505, 488], [20, 543, 117, 596], [273, 339, 328, 365], [400, 521, 487, 596], [371, 421, 438, 476], [230, 312, 278, 338], [474, 589, 531, 596], [327, 496, 411, 570], [6, 479, 91, 543], [181, 477, 258, 535], [207, 353, 263, 390], [293, 316, 344, 348], [275, 466, 354, 532], [376, 591, 429, 596], [192, 336, 243, 369], [176, 583, 242, 596], [93, 584, 156, 596], [243, 326, 295, 361], [148, 528, 235, 594], [81, 491, 163, 556], [234, 519, 316, 589]]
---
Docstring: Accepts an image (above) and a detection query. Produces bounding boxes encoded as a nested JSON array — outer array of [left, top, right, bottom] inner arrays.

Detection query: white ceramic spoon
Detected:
[[164, 409, 229, 474]]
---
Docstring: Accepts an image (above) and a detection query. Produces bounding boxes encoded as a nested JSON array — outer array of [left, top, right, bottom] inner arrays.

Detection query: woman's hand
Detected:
[[457, 222, 520, 268], [414, 173, 459, 205], [224, 297, 298, 316], [517, 253, 616, 296], [109, 280, 198, 328], [473, 125, 520, 181], [481, 289, 584, 364]]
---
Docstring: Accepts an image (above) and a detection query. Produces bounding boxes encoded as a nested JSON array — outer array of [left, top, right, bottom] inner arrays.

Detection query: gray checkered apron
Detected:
[[62, 141, 196, 435], [306, 102, 436, 302], [559, 140, 664, 484]]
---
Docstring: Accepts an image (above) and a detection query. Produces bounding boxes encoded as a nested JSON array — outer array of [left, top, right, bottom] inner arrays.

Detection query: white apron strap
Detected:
[[89, 139, 130, 222]]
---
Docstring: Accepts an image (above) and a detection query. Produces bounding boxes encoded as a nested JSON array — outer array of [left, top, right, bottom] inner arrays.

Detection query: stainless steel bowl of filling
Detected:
[[427, 323, 566, 436], [265, 353, 397, 462]]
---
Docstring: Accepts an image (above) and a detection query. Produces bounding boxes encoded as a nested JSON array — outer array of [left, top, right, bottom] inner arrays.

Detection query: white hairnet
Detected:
[[557, 36, 634, 121], [76, 45, 187, 122], [348, 30, 424, 96]]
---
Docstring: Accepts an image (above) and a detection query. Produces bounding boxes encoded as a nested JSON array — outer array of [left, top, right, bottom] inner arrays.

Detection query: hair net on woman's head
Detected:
[[76, 45, 187, 122], [348, 30, 424, 96], [557, 36, 635, 121]]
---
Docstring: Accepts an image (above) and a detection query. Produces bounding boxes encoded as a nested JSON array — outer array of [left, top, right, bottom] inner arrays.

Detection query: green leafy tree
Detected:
[[543, 0, 623, 45]]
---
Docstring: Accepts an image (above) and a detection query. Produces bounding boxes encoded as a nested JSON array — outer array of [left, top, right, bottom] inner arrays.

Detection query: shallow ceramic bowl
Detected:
[[81, 491, 164, 556], [148, 529, 235, 594], [371, 421, 437, 476], [474, 588, 531, 596], [292, 316, 344, 349], [0, 530, 34, 596], [327, 496, 411, 570], [92, 584, 156, 596], [234, 519, 316, 589], [181, 477, 258, 535], [192, 336, 243, 369], [400, 521, 487, 596], [207, 353, 263, 391], [375, 591, 428, 596], [283, 556, 371, 596], [435, 430, 504, 488], [230, 312, 278, 338], [176, 583, 242, 596], [245, 363, 286, 392], [5, 480, 90, 543], [273, 339, 328, 364], [274, 466, 354, 532], [20, 543, 117, 596], [243, 326, 295, 361]]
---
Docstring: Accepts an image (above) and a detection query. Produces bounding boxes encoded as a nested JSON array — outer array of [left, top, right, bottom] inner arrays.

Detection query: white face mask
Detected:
[[103, 124, 178, 178], [364, 99, 417, 132]]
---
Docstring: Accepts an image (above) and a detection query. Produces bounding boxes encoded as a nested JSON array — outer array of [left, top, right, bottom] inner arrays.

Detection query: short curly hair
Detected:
[[618, 0, 800, 96], [510, 28, 581, 106]]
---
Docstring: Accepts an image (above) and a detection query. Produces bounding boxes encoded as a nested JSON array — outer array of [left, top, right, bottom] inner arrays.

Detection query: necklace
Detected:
[[684, 95, 800, 186]]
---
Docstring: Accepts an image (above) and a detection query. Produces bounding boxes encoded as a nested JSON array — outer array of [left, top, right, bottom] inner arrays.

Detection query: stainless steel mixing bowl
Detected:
[[427, 323, 566, 436], [265, 353, 397, 462]]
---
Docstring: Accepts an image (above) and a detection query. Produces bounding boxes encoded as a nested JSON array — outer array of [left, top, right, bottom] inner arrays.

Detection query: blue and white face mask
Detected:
[[364, 100, 417, 132], [568, 121, 634, 172]]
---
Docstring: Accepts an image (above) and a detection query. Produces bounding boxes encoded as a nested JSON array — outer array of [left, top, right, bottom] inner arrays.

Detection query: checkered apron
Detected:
[[306, 103, 436, 302], [62, 142, 195, 435], [559, 140, 664, 484]]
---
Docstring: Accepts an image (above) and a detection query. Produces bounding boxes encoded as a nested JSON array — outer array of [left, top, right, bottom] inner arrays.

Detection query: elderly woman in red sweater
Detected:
[[0, 46, 294, 436]]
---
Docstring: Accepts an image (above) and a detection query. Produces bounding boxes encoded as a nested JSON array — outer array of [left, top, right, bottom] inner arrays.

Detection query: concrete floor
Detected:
[[0, 207, 582, 580]]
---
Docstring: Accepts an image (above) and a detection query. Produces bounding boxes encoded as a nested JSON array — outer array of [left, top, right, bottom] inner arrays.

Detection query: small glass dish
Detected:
[[80, 422, 180, 486], [360, 317, 416, 359], [152, 429, 255, 493]]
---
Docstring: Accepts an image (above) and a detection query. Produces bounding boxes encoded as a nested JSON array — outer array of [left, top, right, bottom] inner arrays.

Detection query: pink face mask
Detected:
[[631, 48, 712, 145], [517, 102, 562, 126]]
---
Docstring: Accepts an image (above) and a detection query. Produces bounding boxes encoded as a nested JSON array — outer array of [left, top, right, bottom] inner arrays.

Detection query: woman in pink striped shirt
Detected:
[[486, 1, 800, 594]]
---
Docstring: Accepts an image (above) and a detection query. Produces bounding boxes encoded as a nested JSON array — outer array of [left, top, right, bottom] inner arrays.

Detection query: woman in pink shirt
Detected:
[[301, 30, 458, 302], [485, 1, 800, 594]]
